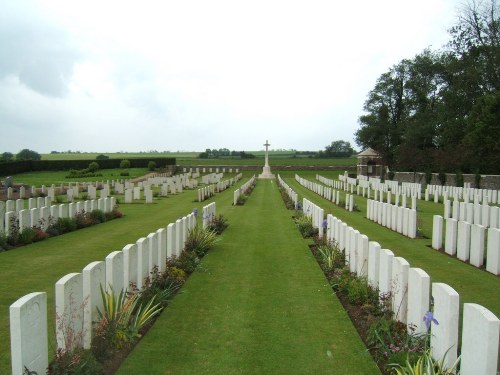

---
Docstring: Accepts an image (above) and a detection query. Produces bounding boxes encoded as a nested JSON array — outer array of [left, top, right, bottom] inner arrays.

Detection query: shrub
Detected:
[[120, 170, 130, 176], [236, 194, 247, 205], [184, 225, 219, 258], [18, 228, 36, 245], [89, 209, 106, 224], [294, 214, 317, 238], [148, 161, 156, 171], [88, 162, 100, 172], [438, 172, 446, 186], [175, 251, 199, 274], [347, 277, 370, 305], [120, 159, 131, 169], [316, 241, 344, 272], [93, 287, 161, 357], [47, 348, 102, 375], [49, 217, 77, 234], [207, 214, 228, 234]]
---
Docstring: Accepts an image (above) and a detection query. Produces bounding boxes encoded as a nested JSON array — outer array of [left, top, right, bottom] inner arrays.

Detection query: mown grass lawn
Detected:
[[118, 179, 379, 375]]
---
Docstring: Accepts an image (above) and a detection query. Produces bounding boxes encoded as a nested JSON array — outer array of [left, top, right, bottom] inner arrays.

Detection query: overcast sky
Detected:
[[0, 0, 458, 153]]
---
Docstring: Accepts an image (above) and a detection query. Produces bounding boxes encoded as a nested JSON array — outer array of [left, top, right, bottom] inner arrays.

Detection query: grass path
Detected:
[[281, 172, 500, 319], [118, 179, 380, 374]]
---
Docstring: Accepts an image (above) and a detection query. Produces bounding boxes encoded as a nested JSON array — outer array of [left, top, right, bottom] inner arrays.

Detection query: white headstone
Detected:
[[407, 268, 430, 334], [431, 283, 459, 369], [10, 292, 48, 375], [82, 261, 105, 349], [55, 273, 83, 350], [460, 303, 500, 375]]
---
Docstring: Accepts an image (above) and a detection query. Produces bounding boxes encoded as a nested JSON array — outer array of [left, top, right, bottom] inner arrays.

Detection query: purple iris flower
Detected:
[[322, 219, 328, 229], [423, 311, 439, 330]]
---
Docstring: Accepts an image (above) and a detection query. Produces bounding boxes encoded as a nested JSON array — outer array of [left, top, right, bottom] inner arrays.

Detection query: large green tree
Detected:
[[355, 0, 499, 174], [16, 149, 41, 161]]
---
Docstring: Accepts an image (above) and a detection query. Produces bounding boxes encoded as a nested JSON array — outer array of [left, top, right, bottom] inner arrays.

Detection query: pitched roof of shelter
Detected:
[[357, 147, 380, 157]]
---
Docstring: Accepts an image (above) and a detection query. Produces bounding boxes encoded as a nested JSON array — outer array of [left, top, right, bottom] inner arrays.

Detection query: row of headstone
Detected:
[[367, 199, 417, 239], [9, 206, 200, 375], [443, 200, 500, 229], [201, 173, 224, 185], [296, 175, 334, 200], [277, 174, 298, 209], [325, 212, 499, 374], [426, 184, 498, 204], [233, 175, 256, 206], [432, 215, 500, 275], [198, 174, 243, 202], [185, 167, 239, 174], [2, 198, 115, 235], [302, 198, 324, 238]]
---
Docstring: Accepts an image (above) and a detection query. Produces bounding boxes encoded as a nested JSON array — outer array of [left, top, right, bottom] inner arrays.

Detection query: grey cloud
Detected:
[[0, 2, 80, 97]]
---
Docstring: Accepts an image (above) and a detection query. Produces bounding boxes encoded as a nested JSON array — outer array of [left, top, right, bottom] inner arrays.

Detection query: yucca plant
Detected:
[[96, 286, 162, 349], [390, 348, 460, 375], [184, 225, 219, 258]]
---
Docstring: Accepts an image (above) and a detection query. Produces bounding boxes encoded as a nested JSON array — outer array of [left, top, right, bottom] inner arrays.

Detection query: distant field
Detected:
[[40, 152, 357, 167], [41, 152, 198, 160], [11, 168, 149, 186]]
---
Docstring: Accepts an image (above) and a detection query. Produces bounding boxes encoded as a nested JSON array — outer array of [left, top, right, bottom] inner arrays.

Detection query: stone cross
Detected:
[[259, 139, 275, 179]]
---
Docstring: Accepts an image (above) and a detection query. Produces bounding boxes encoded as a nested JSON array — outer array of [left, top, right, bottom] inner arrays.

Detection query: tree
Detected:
[[16, 149, 41, 161], [1, 152, 13, 162], [148, 161, 156, 171], [88, 162, 100, 172], [120, 159, 131, 169], [323, 140, 355, 157], [96, 154, 109, 160]]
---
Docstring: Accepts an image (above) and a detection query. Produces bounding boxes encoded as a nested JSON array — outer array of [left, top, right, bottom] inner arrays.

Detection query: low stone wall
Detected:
[[393, 172, 500, 190]]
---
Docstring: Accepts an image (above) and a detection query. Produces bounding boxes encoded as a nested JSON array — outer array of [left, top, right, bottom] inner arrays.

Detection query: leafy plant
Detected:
[[94, 286, 161, 351], [389, 348, 460, 375], [184, 225, 219, 258], [316, 241, 344, 272], [294, 214, 317, 238], [18, 228, 36, 245], [148, 161, 156, 171], [47, 348, 102, 375], [207, 214, 228, 234]]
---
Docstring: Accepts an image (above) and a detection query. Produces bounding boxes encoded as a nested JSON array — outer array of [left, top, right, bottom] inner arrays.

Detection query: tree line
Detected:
[[355, 0, 499, 174]]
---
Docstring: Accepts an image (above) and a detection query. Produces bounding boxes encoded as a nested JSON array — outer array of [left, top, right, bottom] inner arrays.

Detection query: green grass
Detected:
[[283, 171, 500, 319], [118, 179, 380, 374], [40, 152, 199, 160], [10, 168, 149, 186]]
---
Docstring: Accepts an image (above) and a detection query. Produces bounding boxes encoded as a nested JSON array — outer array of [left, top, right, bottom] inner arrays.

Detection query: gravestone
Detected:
[[444, 218, 458, 256], [486, 228, 500, 275], [432, 215, 443, 250], [55, 273, 83, 350], [378, 249, 394, 298], [431, 283, 459, 370], [457, 221, 471, 261], [105, 251, 125, 292], [470, 224, 485, 267], [460, 303, 500, 375], [407, 268, 430, 334], [10, 292, 48, 375], [82, 261, 105, 349], [392, 257, 409, 323], [136, 238, 149, 291]]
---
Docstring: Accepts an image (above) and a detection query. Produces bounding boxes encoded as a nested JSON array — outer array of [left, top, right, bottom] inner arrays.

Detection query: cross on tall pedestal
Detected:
[[259, 139, 275, 179], [264, 140, 270, 167]]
